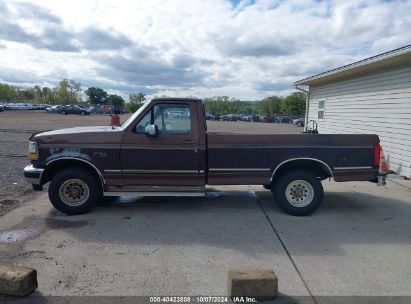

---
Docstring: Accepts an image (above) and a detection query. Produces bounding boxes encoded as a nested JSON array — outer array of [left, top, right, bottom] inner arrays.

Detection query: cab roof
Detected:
[[151, 97, 202, 102]]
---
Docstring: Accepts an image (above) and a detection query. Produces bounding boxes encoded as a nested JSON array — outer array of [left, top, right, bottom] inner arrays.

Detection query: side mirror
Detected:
[[145, 124, 159, 137]]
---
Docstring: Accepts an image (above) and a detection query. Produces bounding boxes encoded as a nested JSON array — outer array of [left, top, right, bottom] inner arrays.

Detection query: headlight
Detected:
[[28, 141, 38, 160]]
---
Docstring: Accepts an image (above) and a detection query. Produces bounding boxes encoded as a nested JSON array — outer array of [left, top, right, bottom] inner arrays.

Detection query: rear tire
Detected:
[[272, 170, 323, 216], [48, 167, 102, 215]]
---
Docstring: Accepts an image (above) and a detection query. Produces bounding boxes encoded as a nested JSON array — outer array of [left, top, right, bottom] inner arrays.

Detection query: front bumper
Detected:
[[23, 165, 44, 185]]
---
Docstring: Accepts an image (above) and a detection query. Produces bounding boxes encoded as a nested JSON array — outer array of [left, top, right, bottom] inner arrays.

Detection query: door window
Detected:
[[136, 103, 191, 135], [135, 110, 152, 133]]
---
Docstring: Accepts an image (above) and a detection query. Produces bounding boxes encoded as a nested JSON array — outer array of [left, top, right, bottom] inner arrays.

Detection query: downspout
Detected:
[[295, 84, 309, 132]]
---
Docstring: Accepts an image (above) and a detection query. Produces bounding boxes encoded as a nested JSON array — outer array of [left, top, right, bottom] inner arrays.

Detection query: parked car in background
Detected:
[[263, 115, 274, 123], [87, 105, 103, 114], [32, 104, 49, 110], [275, 115, 293, 123], [46, 105, 62, 113], [205, 113, 215, 120], [24, 103, 33, 110], [3, 103, 48, 110], [11, 103, 24, 110], [239, 115, 251, 122], [228, 114, 238, 121], [110, 106, 129, 114], [93, 105, 127, 114], [0, 104, 3, 112], [251, 115, 261, 122], [58, 105, 91, 115], [293, 117, 305, 127]]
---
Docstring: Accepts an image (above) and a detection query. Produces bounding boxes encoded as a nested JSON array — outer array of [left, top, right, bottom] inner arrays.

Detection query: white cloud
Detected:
[[0, 0, 410, 100]]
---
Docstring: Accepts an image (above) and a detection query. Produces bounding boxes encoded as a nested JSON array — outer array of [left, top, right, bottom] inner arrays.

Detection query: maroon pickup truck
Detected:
[[24, 98, 385, 216]]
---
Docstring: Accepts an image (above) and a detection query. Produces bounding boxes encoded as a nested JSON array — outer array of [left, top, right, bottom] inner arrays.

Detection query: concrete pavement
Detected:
[[0, 180, 410, 300], [256, 179, 411, 297], [0, 186, 309, 298]]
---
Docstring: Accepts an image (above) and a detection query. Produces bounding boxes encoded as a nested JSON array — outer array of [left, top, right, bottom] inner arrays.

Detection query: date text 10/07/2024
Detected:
[[149, 296, 257, 303]]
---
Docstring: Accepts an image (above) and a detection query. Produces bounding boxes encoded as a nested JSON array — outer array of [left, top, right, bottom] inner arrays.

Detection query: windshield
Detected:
[[120, 101, 151, 130]]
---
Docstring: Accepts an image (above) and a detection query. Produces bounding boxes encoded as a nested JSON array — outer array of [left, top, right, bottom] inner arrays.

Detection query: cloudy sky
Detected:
[[0, 0, 410, 100]]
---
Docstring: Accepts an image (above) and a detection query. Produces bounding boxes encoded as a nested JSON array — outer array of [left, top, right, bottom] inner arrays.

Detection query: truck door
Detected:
[[120, 101, 200, 186]]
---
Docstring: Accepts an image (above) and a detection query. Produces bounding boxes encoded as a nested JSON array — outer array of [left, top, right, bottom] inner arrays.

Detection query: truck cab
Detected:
[[118, 98, 207, 187]]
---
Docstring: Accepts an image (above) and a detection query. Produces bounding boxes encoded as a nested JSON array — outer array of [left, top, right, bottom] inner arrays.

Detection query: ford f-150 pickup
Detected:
[[24, 98, 386, 216]]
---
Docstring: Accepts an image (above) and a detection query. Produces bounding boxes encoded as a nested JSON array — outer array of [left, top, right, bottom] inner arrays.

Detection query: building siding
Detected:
[[307, 65, 411, 178]]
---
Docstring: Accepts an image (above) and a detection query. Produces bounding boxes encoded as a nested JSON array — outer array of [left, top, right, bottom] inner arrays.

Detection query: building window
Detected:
[[317, 100, 325, 120]]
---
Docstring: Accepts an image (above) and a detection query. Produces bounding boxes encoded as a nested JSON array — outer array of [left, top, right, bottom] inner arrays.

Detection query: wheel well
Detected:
[[41, 159, 104, 189], [271, 159, 332, 185]]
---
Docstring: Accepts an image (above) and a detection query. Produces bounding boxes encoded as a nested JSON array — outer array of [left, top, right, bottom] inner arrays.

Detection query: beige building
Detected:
[[295, 45, 411, 178]]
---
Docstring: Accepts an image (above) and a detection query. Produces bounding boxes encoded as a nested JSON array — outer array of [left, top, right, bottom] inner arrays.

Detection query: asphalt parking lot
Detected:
[[0, 179, 410, 301]]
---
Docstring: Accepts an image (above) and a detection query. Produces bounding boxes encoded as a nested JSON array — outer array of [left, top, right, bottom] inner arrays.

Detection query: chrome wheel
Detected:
[[59, 179, 89, 206], [285, 180, 314, 207]]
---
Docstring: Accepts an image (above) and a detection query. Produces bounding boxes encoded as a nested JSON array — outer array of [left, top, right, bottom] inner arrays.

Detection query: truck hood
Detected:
[[34, 126, 123, 145], [39, 126, 114, 136]]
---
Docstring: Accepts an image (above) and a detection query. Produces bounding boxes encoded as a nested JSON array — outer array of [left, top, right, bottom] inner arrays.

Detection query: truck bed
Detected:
[[206, 133, 379, 184]]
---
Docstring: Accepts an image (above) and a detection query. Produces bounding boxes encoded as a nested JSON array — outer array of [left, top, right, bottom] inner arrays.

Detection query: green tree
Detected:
[[57, 79, 70, 104], [282, 91, 306, 117], [203, 96, 243, 115], [42, 87, 57, 104], [108, 94, 125, 107], [68, 79, 82, 103], [0, 82, 75, 105], [238, 101, 255, 115], [57, 79, 82, 104], [255, 96, 283, 115], [34, 85, 42, 103], [203, 97, 216, 115], [129, 93, 146, 104], [85, 87, 108, 105], [231, 98, 241, 114], [126, 93, 145, 112], [20, 87, 36, 102], [0, 84, 13, 102]]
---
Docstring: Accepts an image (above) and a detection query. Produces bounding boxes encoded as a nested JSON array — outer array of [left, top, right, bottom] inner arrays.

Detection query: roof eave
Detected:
[[294, 44, 411, 87]]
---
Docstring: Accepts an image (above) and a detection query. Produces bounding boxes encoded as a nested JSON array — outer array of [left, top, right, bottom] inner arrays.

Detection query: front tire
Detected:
[[48, 168, 102, 215], [296, 121, 303, 127], [272, 170, 323, 216]]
